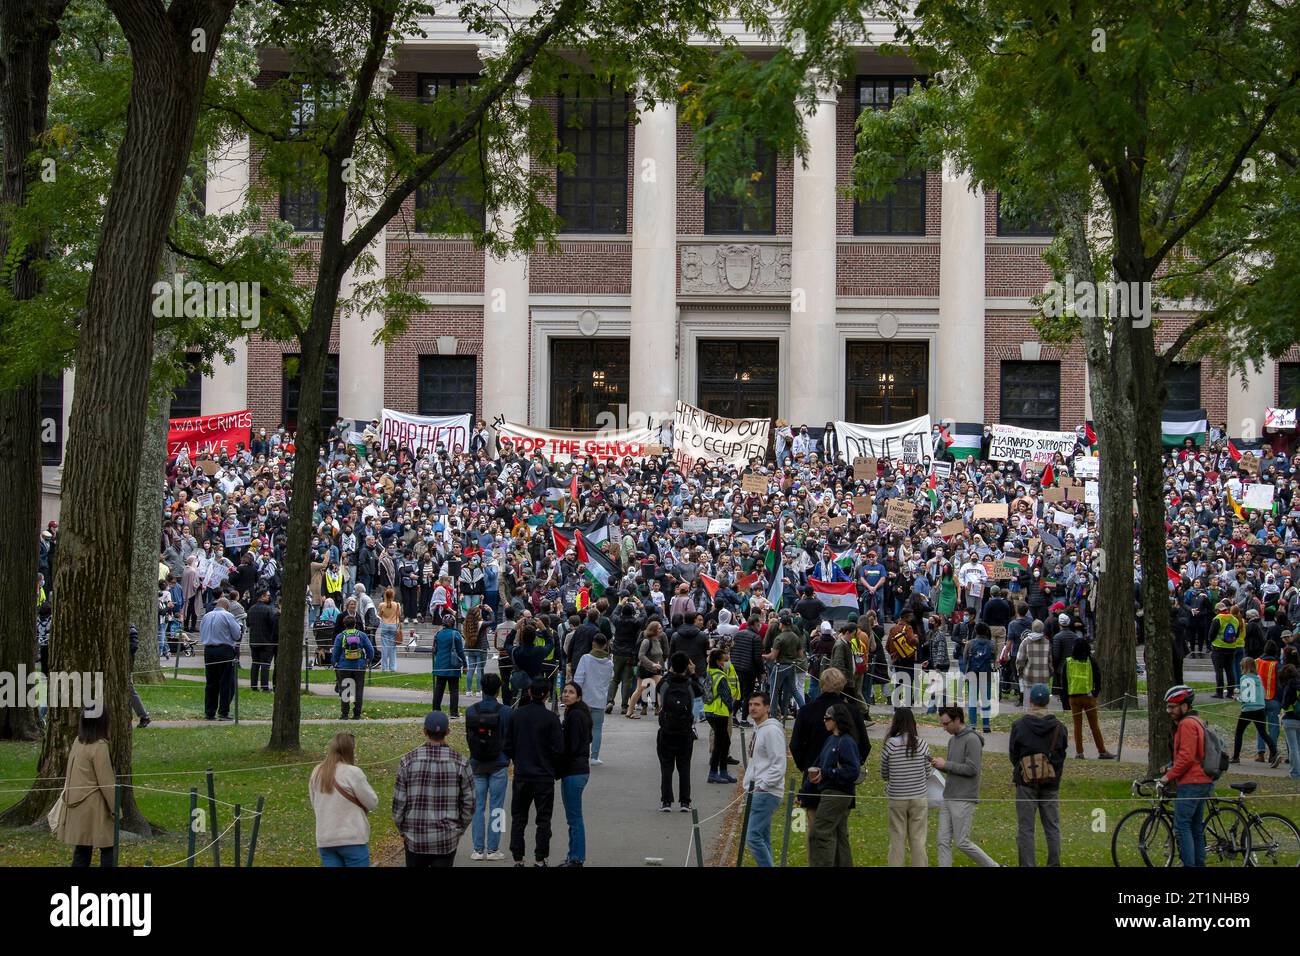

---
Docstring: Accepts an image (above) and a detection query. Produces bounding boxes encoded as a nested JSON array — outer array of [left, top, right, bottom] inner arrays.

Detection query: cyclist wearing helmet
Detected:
[[1159, 685, 1213, 867]]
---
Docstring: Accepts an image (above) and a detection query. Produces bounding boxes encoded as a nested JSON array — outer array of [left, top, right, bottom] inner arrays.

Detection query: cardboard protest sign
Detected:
[[1240, 453, 1260, 476], [707, 518, 733, 535], [973, 503, 1009, 520], [1043, 488, 1068, 503], [683, 517, 709, 533], [742, 474, 768, 494], [852, 496, 873, 515], [853, 457, 879, 480], [938, 518, 966, 538], [1242, 483, 1275, 510], [884, 499, 916, 527]]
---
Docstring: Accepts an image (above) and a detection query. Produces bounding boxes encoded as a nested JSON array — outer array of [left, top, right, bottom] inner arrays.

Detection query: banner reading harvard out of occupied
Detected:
[[673, 401, 771, 469], [168, 409, 252, 459], [987, 423, 1078, 463], [834, 415, 933, 464], [496, 421, 658, 463], [379, 409, 471, 453]]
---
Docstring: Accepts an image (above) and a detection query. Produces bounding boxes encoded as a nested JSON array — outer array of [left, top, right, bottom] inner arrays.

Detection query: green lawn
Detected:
[[166, 666, 437, 691], [0, 722, 465, 867], [129, 678, 434, 721], [743, 745, 1300, 867]]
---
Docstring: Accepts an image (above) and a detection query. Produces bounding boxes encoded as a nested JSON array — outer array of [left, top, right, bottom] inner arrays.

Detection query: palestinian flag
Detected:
[[734, 570, 760, 592], [551, 526, 571, 553], [699, 573, 720, 600], [1076, 422, 1098, 451], [1167, 566, 1183, 587], [833, 548, 856, 575], [575, 529, 617, 597], [809, 578, 859, 618], [927, 471, 939, 509], [579, 516, 610, 548], [1040, 463, 1055, 488], [764, 526, 784, 611], [1227, 439, 1242, 463], [947, 422, 983, 462], [1162, 408, 1208, 448]]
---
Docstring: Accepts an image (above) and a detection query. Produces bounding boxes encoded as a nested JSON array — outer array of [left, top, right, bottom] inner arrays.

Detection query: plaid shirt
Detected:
[[392, 742, 475, 855]]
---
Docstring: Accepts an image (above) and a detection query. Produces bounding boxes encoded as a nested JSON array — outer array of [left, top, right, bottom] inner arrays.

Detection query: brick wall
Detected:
[[382, 309, 485, 419], [247, 321, 341, 433], [986, 239, 1054, 298], [836, 244, 939, 296], [530, 241, 631, 294], [387, 239, 483, 292], [676, 122, 793, 236]]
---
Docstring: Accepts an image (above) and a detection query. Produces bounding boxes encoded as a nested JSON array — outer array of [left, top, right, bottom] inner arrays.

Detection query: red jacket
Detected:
[[1167, 714, 1213, 785]]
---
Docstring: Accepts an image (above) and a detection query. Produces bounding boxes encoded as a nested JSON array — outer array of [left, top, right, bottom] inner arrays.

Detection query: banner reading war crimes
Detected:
[[495, 421, 659, 463], [673, 401, 771, 468], [987, 423, 1079, 464], [834, 415, 933, 465], [379, 409, 471, 454], [167, 409, 252, 459]]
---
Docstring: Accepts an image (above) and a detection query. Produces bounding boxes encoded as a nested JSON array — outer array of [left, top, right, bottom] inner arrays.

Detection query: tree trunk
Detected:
[[0, 0, 68, 745], [129, 332, 176, 686], [0, 0, 235, 829]]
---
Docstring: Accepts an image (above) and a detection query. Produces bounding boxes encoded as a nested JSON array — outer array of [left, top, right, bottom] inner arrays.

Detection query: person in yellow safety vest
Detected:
[[705, 647, 740, 784], [1061, 637, 1116, 760], [1209, 601, 1244, 700], [324, 563, 345, 606]]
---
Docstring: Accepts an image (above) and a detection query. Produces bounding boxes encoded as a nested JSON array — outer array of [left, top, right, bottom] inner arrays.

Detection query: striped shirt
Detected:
[[880, 734, 931, 799]]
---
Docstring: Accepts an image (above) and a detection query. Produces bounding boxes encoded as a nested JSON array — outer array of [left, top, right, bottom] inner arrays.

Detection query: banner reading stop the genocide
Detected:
[[379, 409, 471, 454], [495, 421, 659, 463], [673, 400, 771, 468], [167, 409, 252, 459]]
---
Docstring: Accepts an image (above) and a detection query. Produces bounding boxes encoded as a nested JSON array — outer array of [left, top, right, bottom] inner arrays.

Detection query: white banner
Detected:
[[379, 409, 471, 454], [673, 401, 771, 468], [1073, 455, 1100, 479], [495, 421, 658, 463], [988, 424, 1079, 463], [1265, 407, 1296, 430], [834, 415, 933, 464]]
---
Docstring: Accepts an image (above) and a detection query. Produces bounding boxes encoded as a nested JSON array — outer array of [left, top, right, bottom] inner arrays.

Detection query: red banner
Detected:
[[168, 409, 252, 459]]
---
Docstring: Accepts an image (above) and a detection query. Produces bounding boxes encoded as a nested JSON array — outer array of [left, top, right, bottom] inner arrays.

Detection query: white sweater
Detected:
[[743, 718, 787, 797], [310, 763, 379, 848]]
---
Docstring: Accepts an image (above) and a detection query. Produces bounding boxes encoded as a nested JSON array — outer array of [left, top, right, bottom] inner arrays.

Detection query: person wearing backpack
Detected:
[[465, 672, 512, 861], [886, 608, 921, 707], [1159, 684, 1218, 868], [705, 647, 740, 784], [331, 623, 377, 720], [1008, 684, 1068, 866], [960, 624, 996, 734], [657, 653, 696, 812], [1061, 638, 1117, 759], [1209, 601, 1243, 699]]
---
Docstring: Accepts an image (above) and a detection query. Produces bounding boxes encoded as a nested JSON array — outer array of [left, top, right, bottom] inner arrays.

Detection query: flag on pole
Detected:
[[947, 423, 983, 461], [699, 574, 720, 601], [1227, 489, 1245, 520], [1040, 463, 1055, 488], [1167, 566, 1182, 587], [574, 530, 616, 597], [551, 526, 571, 554], [1227, 439, 1242, 463], [570, 473, 579, 502], [734, 570, 760, 592], [764, 526, 784, 611], [927, 471, 939, 509]]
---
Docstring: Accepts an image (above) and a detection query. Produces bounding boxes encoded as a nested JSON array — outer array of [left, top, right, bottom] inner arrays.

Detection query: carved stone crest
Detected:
[[680, 242, 792, 295]]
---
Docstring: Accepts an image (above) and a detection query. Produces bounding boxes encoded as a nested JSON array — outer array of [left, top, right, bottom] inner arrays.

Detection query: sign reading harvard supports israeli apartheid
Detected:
[[834, 416, 933, 465], [496, 421, 658, 463], [673, 401, 771, 468], [987, 423, 1078, 464], [380, 409, 471, 454]]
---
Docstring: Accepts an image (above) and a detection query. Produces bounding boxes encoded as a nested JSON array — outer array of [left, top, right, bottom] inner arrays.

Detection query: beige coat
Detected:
[[57, 739, 116, 848]]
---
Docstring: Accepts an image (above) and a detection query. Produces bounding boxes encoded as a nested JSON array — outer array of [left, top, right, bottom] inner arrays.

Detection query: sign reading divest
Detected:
[[497, 421, 659, 463], [988, 424, 1078, 463], [168, 410, 252, 459], [379, 409, 471, 454], [673, 401, 771, 468], [834, 416, 933, 464]]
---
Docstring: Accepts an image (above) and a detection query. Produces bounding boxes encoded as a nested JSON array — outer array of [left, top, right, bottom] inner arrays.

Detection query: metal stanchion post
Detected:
[[1117, 694, 1130, 762], [206, 769, 220, 867], [246, 795, 265, 867], [779, 779, 796, 867], [187, 788, 197, 867], [112, 784, 121, 864], [690, 806, 705, 868], [736, 783, 754, 867], [234, 804, 241, 868]]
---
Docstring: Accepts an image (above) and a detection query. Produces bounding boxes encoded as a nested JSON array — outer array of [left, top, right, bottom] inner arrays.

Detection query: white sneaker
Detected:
[[485, 851, 506, 861], [590, 758, 604, 766], [470, 851, 485, 861]]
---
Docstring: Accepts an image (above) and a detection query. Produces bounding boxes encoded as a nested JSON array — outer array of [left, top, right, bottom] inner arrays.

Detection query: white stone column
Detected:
[[787, 75, 840, 428], [629, 89, 678, 424], [201, 135, 251, 414], [1227, 357, 1276, 438], [936, 158, 985, 422], [337, 66, 392, 424]]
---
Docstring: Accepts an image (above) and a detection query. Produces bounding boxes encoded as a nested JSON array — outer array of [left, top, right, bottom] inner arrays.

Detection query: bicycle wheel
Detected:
[[1112, 809, 1174, 867], [1203, 805, 1250, 866], [1246, 812, 1300, 867]]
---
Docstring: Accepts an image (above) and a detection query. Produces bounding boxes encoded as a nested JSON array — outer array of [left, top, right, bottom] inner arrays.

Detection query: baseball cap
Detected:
[[424, 711, 450, 735], [1058, 613, 1071, 626], [819, 621, 832, 633], [1029, 684, 1051, 706]]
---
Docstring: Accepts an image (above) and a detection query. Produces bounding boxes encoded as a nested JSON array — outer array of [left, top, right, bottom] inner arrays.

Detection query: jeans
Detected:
[[561, 773, 589, 863], [1284, 719, 1300, 780], [745, 790, 781, 867], [510, 778, 555, 862], [472, 767, 509, 853], [607, 655, 636, 709], [378, 623, 398, 671], [965, 672, 993, 729], [1014, 784, 1061, 866], [769, 663, 803, 717], [1173, 781, 1212, 867], [589, 709, 605, 760], [319, 844, 370, 867], [465, 649, 486, 694], [1258, 699, 1282, 756]]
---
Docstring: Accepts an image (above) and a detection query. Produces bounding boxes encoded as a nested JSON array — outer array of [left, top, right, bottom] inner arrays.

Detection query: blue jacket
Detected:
[[331, 629, 376, 670], [433, 626, 466, 677], [814, 733, 861, 792]]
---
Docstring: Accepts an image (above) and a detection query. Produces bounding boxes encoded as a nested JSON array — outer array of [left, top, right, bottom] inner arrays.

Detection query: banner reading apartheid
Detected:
[[987, 423, 1078, 464], [167, 409, 253, 459], [379, 409, 472, 454], [496, 421, 658, 463], [834, 415, 933, 465], [673, 401, 771, 468]]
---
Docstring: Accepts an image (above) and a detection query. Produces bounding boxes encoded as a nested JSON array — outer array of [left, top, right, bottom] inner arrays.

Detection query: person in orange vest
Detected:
[[1255, 641, 1283, 763]]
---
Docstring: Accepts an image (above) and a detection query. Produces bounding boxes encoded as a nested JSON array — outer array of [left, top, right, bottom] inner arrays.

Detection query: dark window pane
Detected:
[[1165, 362, 1202, 412], [548, 338, 630, 429], [1280, 362, 1300, 408], [418, 355, 476, 416], [845, 342, 929, 423], [996, 194, 1053, 237], [696, 339, 780, 421], [40, 372, 63, 466], [170, 354, 204, 419], [854, 76, 927, 236], [1000, 361, 1060, 430], [556, 85, 628, 234], [279, 79, 343, 233], [282, 354, 340, 431], [415, 74, 486, 233], [704, 140, 777, 235]]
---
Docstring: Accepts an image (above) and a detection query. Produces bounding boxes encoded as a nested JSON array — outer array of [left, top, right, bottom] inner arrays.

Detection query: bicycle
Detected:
[[1205, 781, 1300, 868], [1111, 779, 1248, 866]]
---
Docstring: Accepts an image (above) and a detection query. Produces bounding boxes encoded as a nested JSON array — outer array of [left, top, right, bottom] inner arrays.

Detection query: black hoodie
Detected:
[[1008, 709, 1068, 787]]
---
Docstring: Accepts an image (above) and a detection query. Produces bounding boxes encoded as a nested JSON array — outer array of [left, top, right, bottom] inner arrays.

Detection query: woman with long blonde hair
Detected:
[[377, 587, 402, 672], [309, 732, 378, 867]]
